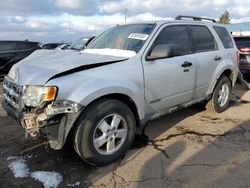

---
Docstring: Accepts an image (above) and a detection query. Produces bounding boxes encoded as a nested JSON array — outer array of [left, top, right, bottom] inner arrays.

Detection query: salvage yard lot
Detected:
[[1, 82, 250, 188]]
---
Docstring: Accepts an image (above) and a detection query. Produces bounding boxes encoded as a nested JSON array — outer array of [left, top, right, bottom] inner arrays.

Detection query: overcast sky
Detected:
[[1, 0, 250, 43]]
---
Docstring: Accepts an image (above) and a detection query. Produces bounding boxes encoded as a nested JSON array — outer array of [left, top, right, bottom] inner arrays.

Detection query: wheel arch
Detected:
[[88, 93, 141, 128], [63, 93, 142, 149], [207, 68, 234, 98]]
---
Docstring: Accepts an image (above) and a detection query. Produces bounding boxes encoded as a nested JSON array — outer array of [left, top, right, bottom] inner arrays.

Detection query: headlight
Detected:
[[23, 86, 58, 107]]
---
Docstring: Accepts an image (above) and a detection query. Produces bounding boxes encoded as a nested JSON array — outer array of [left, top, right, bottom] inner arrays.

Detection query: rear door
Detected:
[[189, 25, 220, 98], [142, 24, 197, 112]]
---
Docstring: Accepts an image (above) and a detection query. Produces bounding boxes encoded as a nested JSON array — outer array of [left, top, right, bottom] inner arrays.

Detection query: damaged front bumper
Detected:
[[3, 100, 84, 150]]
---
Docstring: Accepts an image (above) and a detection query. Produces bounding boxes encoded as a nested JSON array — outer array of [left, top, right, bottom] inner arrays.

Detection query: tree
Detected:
[[218, 10, 231, 24]]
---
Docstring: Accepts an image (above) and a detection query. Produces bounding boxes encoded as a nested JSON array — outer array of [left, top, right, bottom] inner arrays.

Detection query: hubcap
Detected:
[[93, 114, 128, 155], [218, 83, 229, 107]]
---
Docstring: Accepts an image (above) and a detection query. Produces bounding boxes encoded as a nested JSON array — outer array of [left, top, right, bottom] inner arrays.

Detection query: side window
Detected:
[[0, 42, 15, 52], [51, 44, 58, 49], [15, 42, 28, 50], [152, 25, 190, 57], [213, 26, 234, 49], [190, 25, 216, 52]]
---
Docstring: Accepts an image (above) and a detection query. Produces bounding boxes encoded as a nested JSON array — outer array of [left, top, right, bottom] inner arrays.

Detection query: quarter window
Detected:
[[190, 25, 216, 52], [213, 26, 234, 49], [152, 25, 190, 57]]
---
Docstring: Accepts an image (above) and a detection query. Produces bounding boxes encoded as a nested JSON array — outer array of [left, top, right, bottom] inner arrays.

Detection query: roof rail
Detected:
[[175, 15, 217, 23]]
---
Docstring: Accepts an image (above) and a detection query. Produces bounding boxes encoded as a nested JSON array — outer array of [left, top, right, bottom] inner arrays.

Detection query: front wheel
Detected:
[[73, 99, 136, 166], [206, 76, 232, 113]]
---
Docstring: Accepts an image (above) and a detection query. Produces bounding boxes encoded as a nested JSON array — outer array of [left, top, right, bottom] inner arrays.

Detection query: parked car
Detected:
[[68, 36, 95, 51], [233, 36, 250, 75], [3, 15, 238, 166], [41, 43, 63, 50], [56, 44, 71, 51], [0, 40, 40, 75]]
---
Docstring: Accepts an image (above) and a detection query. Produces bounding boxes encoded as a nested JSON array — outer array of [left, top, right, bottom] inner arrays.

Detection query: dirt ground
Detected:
[[1, 82, 250, 188]]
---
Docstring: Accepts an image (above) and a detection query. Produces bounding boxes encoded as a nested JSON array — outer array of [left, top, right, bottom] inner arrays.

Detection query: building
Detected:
[[226, 23, 250, 36]]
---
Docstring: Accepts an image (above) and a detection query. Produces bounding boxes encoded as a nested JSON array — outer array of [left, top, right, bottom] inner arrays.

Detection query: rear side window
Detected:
[[190, 25, 216, 52], [213, 26, 234, 49], [15, 42, 37, 50], [152, 25, 190, 56], [0, 42, 15, 51]]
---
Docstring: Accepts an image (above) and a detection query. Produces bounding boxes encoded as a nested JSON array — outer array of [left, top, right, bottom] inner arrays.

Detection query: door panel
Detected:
[[143, 55, 197, 111], [189, 25, 219, 98], [142, 25, 196, 112], [194, 51, 220, 98]]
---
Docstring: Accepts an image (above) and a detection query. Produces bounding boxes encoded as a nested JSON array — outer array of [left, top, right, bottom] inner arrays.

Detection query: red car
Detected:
[[234, 36, 250, 76]]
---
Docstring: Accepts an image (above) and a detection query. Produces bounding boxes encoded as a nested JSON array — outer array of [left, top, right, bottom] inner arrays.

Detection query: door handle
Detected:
[[181, 61, 192, 68], [214, 56, 222, 61]]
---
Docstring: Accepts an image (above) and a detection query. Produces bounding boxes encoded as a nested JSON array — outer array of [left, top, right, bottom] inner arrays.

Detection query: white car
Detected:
[[3, 15, 238, 166]]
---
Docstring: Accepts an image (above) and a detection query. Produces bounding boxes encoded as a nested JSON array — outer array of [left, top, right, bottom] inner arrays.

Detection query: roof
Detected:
[[124, 19, 223, 27], [0, 40, 38, 43], [225, 23, 250, 32]]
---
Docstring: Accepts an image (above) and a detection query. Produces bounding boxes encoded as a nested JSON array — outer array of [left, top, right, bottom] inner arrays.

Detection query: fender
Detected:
[[206, 63, 236, 97]]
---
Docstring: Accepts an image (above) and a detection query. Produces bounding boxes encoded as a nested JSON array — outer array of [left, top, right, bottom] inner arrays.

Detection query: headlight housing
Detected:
[[23, 86, 58, 107]]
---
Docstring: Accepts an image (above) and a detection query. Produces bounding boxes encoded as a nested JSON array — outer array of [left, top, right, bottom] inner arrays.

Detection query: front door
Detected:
[[142, 25, 197, 112]]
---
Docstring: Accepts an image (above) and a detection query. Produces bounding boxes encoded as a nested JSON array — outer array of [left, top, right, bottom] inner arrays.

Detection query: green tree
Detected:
[[218, 10, 231, 24]]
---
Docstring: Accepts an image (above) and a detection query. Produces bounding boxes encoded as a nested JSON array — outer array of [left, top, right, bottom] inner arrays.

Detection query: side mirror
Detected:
[[146, 44, 174, 61]]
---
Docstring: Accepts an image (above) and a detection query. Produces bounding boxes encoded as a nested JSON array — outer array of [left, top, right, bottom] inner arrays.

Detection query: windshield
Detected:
[[69, 37, 91, 51], [87, 24, 156, 53]]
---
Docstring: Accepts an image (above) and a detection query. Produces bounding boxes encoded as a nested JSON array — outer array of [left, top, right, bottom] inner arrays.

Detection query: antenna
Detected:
[[124, 8, 128, 24], [67, 6, 72, 43]]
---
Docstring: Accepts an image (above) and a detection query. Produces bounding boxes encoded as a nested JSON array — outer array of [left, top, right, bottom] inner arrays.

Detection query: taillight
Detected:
[[239, 47, 250, 52], [237, 51, 240, 65]]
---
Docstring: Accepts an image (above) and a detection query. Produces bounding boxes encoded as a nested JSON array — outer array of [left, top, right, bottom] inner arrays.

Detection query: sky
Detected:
[[1, 0, 250, 43]]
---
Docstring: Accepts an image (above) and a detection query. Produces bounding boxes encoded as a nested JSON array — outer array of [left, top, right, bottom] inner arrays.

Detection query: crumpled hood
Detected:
[[8, 49, 128, 85]]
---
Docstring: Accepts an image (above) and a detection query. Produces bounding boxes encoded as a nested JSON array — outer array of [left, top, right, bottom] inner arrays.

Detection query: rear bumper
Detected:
[[239, 60, 250, 74]]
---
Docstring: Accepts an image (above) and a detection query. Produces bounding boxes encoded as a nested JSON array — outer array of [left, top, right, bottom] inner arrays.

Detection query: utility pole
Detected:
[[67, 6, 72, 43], [124, 8, 127, 24]]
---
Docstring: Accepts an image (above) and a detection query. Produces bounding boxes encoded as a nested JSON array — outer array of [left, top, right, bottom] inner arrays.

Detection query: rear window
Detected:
[[190, 25, 217, 52], [234, 38, 250, 48], [213, 26, 234, 49], [0, 42, 15, 51]]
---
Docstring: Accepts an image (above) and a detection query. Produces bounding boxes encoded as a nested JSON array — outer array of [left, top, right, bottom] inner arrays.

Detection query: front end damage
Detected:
[[2, 76, 83, 150]]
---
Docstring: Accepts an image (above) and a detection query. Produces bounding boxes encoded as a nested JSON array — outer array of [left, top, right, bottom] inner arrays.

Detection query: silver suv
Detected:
[[3, 16, 238, 166]]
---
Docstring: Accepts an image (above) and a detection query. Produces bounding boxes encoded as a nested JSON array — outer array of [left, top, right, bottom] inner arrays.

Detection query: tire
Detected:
[[206, 76, 232, 113], [73, 99, 136, 166]]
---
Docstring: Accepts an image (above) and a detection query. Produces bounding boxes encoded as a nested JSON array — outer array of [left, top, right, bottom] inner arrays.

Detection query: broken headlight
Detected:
[[23, 86, 58, 107]]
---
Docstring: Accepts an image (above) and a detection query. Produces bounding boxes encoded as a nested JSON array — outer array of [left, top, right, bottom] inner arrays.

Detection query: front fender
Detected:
[[70, 79, 146, 120], [47, 74, 146, 121]]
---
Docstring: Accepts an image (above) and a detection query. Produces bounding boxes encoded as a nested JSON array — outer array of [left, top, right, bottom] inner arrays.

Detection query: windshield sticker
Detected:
[[128, 33, 149, 40]]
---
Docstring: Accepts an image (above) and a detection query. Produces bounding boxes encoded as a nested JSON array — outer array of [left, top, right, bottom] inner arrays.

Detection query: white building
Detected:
[[226, 23, 250, 36]]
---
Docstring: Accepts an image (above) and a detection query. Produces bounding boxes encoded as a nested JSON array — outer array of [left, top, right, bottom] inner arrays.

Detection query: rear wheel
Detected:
[[206, 76, 232, 113], [73, 99, 136, 166]]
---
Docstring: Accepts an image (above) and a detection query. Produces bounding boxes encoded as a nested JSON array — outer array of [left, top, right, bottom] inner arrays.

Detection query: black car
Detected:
[[234, 36, 250, 75], [41, 43, 63, 50], [0, 40, 40, 75]]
